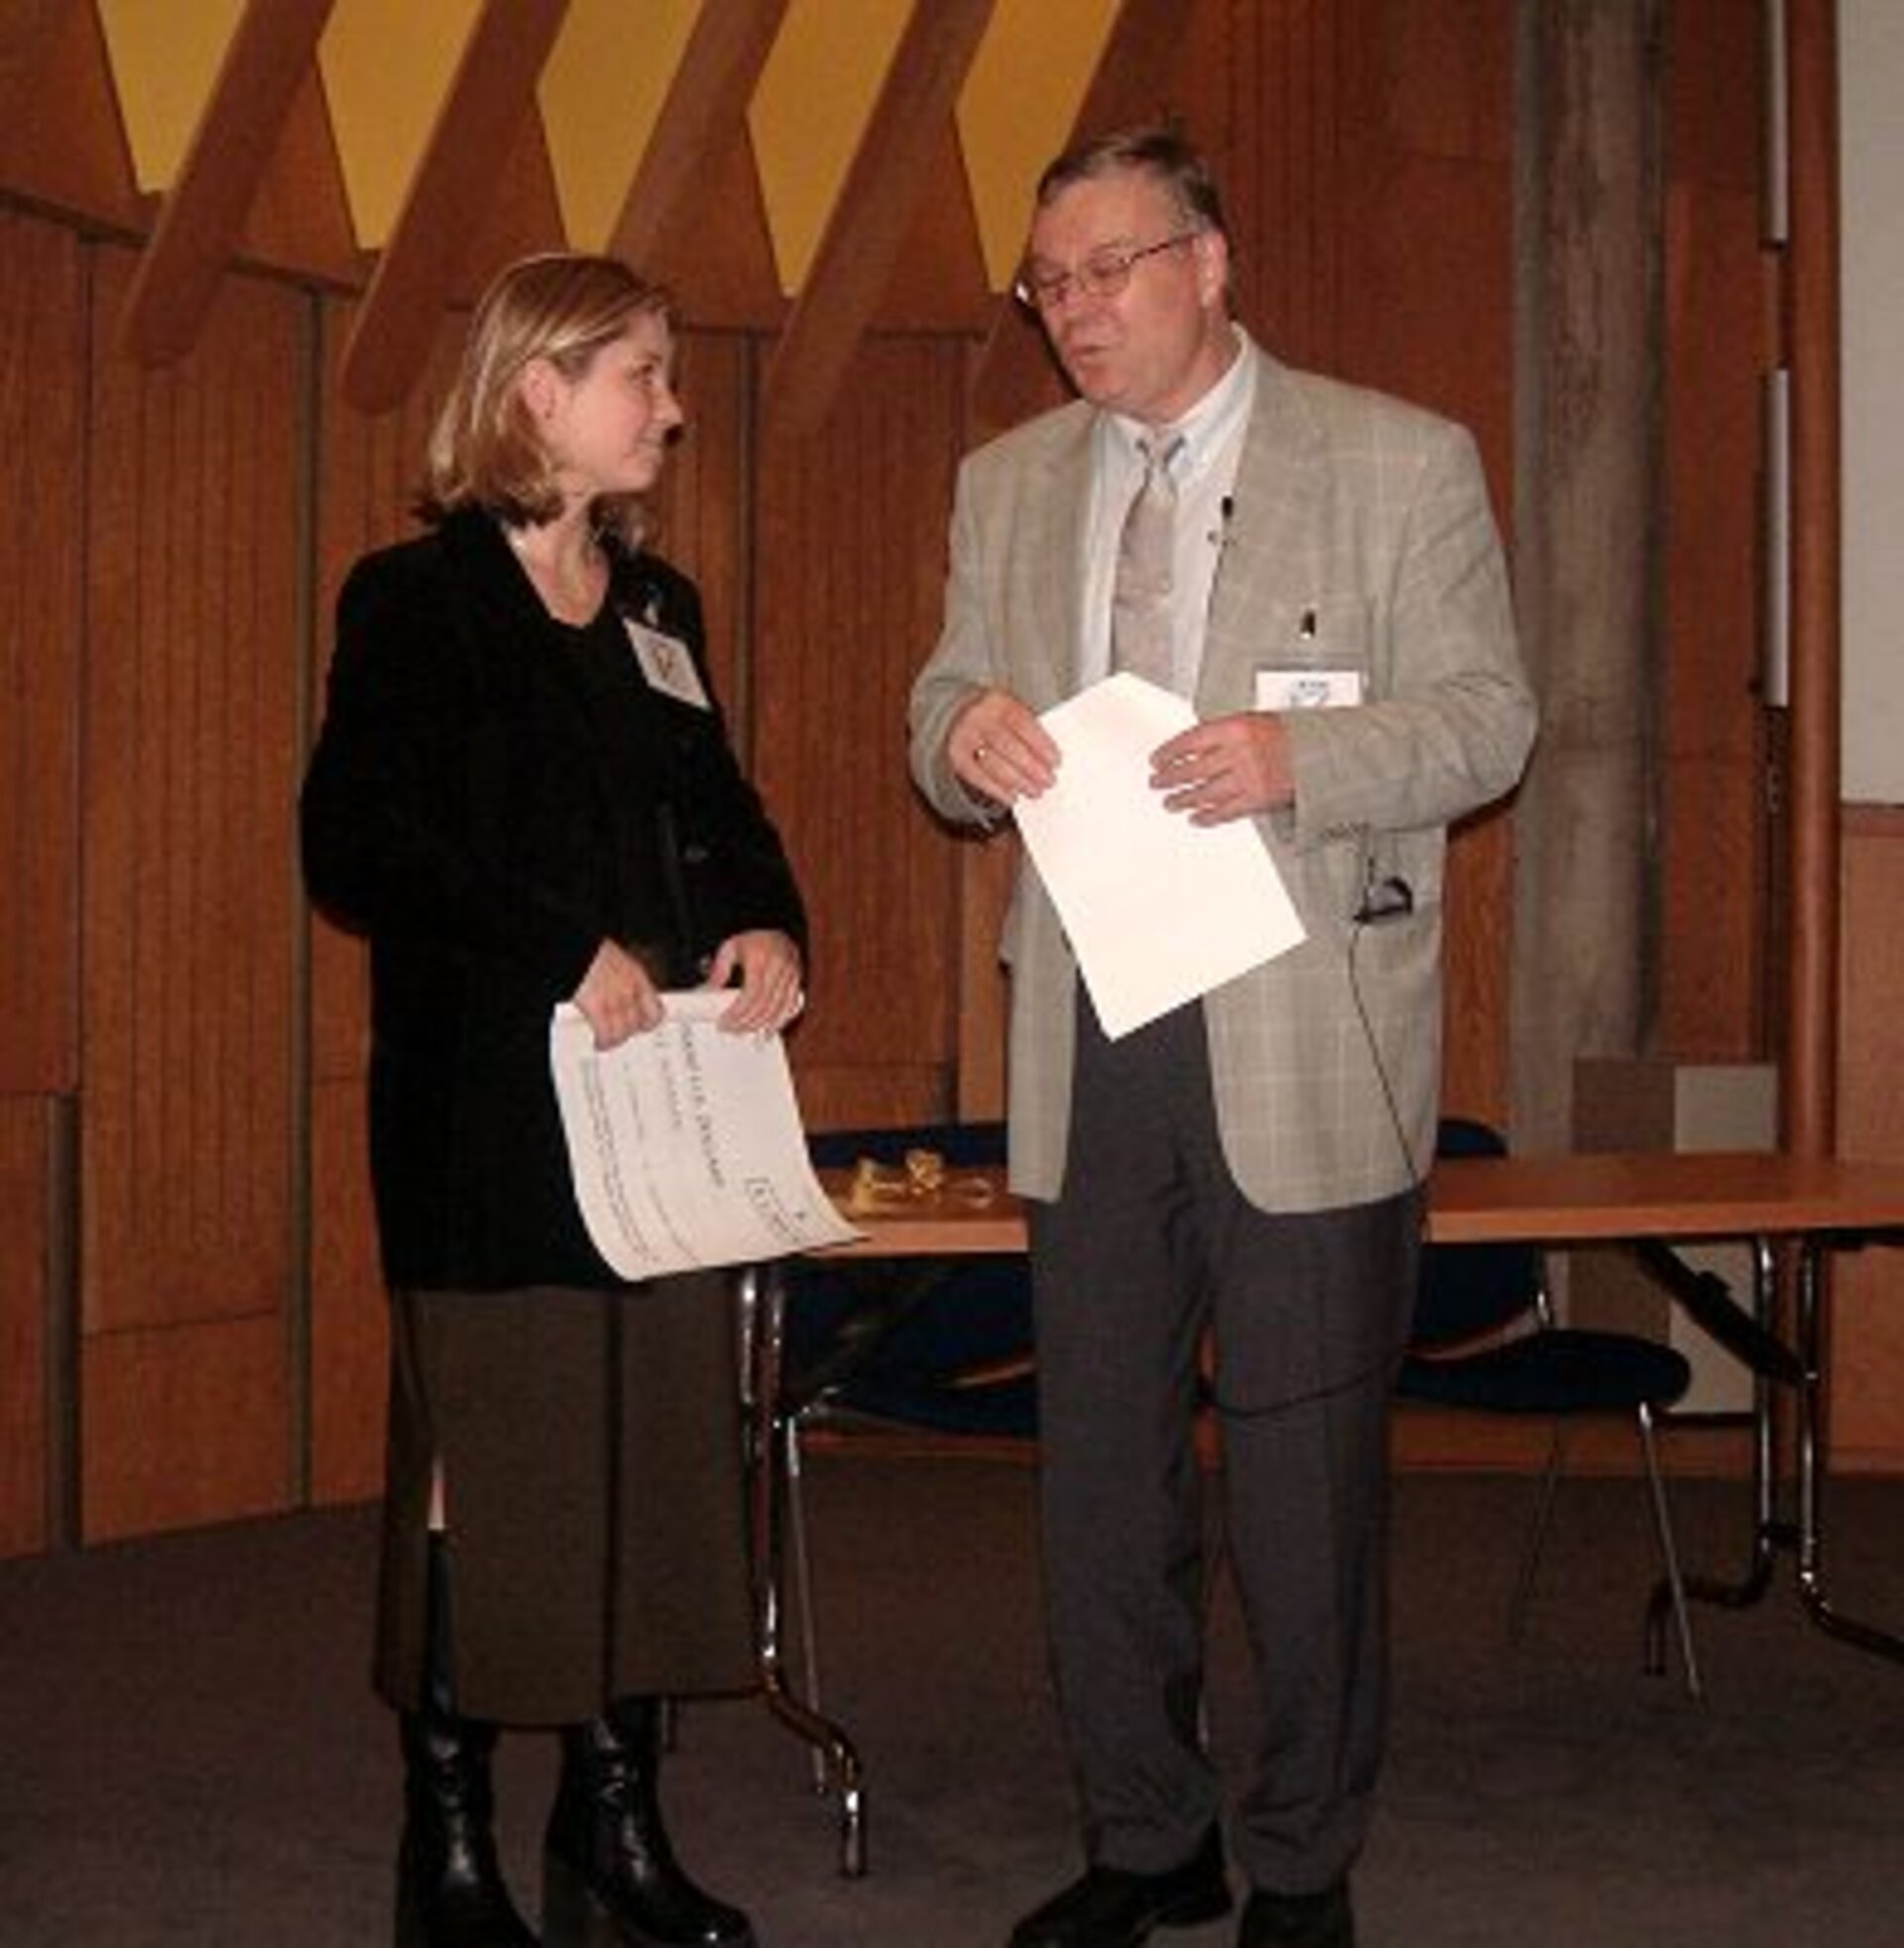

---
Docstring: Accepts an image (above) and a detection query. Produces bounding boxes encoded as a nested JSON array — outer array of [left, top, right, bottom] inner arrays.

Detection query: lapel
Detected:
[[1197, 351, 1331, 716], [1014, 407, 1095, 709]]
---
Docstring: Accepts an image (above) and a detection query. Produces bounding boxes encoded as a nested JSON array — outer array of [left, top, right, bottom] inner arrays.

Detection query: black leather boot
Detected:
[[542, 1698, 754, 1947], [396, 1537, 538, 1947]]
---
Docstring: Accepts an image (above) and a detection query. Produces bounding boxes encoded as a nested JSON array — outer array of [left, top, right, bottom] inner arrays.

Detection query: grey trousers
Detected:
[[1027, 997, 1419, 1895]]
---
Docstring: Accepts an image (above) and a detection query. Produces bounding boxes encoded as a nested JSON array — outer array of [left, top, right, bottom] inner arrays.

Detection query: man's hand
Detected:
[[948, 689, 1060, 804], [1149, 711, 1294, 825]]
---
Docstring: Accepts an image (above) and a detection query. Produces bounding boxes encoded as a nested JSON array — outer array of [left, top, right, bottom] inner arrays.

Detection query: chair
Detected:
[[1398, 1117, 1704, 1698], [773, 1121, 1035, 1749]]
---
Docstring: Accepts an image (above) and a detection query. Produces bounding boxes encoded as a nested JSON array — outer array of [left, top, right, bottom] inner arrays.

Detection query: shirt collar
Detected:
[[1108, 323, 1254, 480]]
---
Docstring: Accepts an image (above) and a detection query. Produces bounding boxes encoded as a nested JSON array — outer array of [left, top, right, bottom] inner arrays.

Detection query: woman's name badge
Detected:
[[624, 617, 711, 709]]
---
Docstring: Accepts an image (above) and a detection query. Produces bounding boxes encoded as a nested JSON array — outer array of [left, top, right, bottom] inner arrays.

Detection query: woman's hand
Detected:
[[572, 939, 665, 1047], [703, 929, 806, 1035]]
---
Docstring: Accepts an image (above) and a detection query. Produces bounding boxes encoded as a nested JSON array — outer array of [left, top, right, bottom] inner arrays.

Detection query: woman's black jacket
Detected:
[[300, 507, 807, 1291]]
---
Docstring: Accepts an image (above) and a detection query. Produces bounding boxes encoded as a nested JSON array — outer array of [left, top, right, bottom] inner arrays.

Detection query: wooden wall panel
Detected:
[[1183, 0, 1344, 370], [1829, 808, 1904, 1473], [80, 1314, 291, 1541], [752, 336, 970, 1131], [0, 215, 81, 1550], [307, 1075, 384, 1507], [0, 1100, 52, 1555], [654, 330, 753, 716], [76, 251, 304, 1535], [1330, 2, 1519, 1122], [0, 213, 84, 1095], [80, 250, 303, 1333]]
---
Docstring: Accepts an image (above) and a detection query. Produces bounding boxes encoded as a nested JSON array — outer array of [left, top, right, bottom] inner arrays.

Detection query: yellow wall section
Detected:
[[317, 0, 480, 250], [958, 0, 1116, 290], [748, 0, 909, 295], [539, 0, 701, 254], [96, 0, 246, 192]]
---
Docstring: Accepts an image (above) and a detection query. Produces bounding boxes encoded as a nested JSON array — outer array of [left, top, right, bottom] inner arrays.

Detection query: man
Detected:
[[908, 129, 1536, 1948]]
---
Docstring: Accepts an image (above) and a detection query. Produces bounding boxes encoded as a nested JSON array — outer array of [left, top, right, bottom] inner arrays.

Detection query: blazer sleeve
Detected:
[[907, 448, 1016, 828]]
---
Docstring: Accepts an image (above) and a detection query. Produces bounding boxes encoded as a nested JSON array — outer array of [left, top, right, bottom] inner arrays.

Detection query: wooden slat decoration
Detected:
[[754, 335, 970, 1129], [761, 0, 992, 442], [80, 251, 301, 1362], [611, 0, 788, 269], [340, 0, 567, 414], [116, 0, 336, 369], [644, 116, 787, 333]]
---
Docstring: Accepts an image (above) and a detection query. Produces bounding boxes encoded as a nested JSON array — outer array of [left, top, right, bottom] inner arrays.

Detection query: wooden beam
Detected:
[[116, 0, 335, 368], [761, 0, 993, 443], [609, 0, 786, 269], [969, 0, 1191, 440], [340, 0, 567, 415]]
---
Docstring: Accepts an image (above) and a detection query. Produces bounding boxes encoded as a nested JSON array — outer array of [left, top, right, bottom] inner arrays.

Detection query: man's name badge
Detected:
[[1253, 668, 1364, 711], [625, 617, 711, 709]]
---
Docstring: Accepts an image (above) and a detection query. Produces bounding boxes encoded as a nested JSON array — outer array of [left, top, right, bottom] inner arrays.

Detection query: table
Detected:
[[742, 1149, 1904, 1873]]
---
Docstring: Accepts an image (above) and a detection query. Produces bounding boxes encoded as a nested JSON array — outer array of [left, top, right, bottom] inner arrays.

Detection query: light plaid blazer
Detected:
[[908, 346, 1537, 1214]]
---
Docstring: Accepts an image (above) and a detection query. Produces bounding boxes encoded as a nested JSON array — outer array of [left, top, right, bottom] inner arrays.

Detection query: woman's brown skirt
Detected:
[[374, 1274, 757, 1727]]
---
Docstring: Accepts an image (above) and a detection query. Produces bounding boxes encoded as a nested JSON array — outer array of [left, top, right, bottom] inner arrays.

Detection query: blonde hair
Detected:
[[419, 253, 673, 550]]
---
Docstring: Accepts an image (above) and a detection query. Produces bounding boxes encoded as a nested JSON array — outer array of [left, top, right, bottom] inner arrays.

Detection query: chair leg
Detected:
[[1635, 1401, 1704, 1700], [1507, 1424, 1567, 1640], [782, 1414, 830, 1791]]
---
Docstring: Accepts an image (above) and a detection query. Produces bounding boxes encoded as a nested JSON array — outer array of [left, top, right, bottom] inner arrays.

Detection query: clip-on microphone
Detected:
[[1352, 875, 1413, 926]]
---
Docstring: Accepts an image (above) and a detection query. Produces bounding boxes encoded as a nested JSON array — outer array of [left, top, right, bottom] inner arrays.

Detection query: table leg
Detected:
[[739, 1264, 868, 1874], [1793, 1241, 1904, 1660], [1648, 1232, 1904, 1667], [1646, 1236, 1781, 1668]]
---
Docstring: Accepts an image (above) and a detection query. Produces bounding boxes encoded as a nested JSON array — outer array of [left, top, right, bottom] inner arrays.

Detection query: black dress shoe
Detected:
[[1008, 1828, 1232, 1948], [1237, 1882, 1354, 1948]]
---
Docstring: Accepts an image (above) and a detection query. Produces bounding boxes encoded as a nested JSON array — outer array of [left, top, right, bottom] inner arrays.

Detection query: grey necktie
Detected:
[[1111, 434, 1184, 687]]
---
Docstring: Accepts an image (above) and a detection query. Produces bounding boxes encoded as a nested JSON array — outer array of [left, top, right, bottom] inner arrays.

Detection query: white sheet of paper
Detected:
[[550, 992, 860, 1279], [1012, 672, 1307, 1038]]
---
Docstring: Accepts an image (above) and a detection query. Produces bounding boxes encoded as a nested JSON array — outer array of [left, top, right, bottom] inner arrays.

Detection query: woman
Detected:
[[301, 254, 805, 1948]]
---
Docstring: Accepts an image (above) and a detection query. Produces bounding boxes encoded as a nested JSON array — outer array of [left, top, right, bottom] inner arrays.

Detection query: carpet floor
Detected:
[[3, 1450, 1903, 1945]]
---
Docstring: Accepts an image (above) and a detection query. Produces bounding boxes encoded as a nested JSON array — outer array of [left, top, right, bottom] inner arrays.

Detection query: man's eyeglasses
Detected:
[[1012, 231, 1202, 313]]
